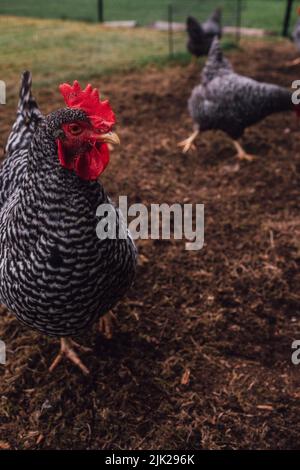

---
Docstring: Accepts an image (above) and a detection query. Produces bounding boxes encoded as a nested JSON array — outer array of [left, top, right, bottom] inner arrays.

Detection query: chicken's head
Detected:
[[56, 81, 119, 181]]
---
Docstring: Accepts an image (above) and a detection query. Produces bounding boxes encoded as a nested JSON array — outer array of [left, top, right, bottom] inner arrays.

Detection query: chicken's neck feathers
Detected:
[[202, 38, 233, 85]]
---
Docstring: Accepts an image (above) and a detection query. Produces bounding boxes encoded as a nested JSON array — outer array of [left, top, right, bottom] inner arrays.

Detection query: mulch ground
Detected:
[[0, 39, 300, 450]]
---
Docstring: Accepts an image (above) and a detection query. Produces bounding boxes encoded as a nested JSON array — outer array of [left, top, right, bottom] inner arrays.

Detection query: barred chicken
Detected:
[[186, 8, 222, 58], [0, 72, 137, 374], [179, 38, 297, 161], [293, 8, 300, 51], [287, 7, 300, 66]]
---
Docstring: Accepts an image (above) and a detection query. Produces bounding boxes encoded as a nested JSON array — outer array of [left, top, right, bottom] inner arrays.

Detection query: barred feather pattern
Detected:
[[0, 91, 137, 337], [5, 71, 43, 155], [188, 38, 294, 139], [0, 72, 43, 207], [292, 18, 300, 53]]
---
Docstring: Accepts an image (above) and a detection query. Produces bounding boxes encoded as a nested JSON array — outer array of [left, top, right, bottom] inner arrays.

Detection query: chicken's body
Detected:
[[292, 17, 300, 53], [180, 38, 294, 158], [0, 73, 137, 344], [187, 8, 222, 58], [287, 14, 300, 66]]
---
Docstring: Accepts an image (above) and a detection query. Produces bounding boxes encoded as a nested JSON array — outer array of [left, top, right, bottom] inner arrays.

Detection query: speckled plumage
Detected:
[[292, 18, 300, 53], [188, 37, 294, 139], [187, 8, 222, 57], [0, 72, 137, 337]]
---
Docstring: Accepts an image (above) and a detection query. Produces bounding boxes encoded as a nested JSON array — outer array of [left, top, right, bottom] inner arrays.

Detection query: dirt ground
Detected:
[[0, 39, 300, 450]]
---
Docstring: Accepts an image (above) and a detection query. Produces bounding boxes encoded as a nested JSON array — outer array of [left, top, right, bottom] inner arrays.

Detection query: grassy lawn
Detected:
[[0, 12, 290, 95], [0, 0, 297, 33], [0, 16, 190, 93], [0, 5, 294, 109]]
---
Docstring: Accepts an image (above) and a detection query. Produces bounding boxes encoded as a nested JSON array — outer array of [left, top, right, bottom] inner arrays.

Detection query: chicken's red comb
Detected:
[[59, 81, 116, 132]]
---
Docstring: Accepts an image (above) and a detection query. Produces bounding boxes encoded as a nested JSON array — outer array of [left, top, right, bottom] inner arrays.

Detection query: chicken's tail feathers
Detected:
[[186, 16, 204, 41], [17, 70, 42, 125], [5, 70, 43, 155], [202, 37, 233, 84]]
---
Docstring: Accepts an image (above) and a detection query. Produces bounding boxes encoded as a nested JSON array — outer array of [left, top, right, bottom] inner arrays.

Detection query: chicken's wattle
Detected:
[[57, 138, 110, 180]]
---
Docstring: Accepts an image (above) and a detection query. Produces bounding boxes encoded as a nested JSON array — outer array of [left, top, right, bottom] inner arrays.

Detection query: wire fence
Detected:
[[0, 0, 97, 22], [101, 0, 241, 26], [0, 0, 298, 88], [0, 0, 297, 38], [0, 0, 296, 31]]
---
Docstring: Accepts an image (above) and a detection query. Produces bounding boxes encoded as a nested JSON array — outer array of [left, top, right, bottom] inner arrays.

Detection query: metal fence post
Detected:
[[98, 0, 104, 22], [168, 3, 174, 58], [283, 0, 294, 36]]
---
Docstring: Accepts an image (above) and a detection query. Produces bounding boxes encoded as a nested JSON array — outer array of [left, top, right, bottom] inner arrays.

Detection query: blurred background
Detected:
[[0, 0, 297, 87], [0, 0, 295, 30]]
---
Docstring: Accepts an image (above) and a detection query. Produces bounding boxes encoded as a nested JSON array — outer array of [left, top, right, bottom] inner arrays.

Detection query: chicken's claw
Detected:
[[233, 140, 257, 162], [285, 58, 300, 67], [178, 129, 199, 154], [49, 338, 91, 375], [99, 311, 117, 340], [236, 152, 256, 162]]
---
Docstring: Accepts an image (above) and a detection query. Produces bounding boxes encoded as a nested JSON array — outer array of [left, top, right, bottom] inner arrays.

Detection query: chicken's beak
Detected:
[[92, 132, 120, 146]]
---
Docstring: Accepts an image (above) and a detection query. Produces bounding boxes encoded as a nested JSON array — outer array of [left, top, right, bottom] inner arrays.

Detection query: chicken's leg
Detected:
[[49, 338, 91, 375], [178, 126, 200, 153], [285, 57, 300, 67], [233, 140, 256, 162], [99, 311, 116, 340]]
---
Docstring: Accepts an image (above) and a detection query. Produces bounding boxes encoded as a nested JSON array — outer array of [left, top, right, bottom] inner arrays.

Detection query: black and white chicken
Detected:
[[186, 8, 222, 58], [0, 72, 137, 374], [179, 38, 297, 161]]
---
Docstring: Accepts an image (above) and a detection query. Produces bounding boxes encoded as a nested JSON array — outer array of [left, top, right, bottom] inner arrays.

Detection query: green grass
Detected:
[[0, 0, 298, 33], [0, 3, 294, 107], [239, 0, 295, 32], [0, 0, 98, 22], [0, 11, 289, 96], [0, 16, 189, 91]]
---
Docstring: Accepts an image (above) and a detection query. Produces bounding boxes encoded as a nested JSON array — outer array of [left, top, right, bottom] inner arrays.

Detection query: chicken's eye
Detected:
[[69, 124, 83, 135]]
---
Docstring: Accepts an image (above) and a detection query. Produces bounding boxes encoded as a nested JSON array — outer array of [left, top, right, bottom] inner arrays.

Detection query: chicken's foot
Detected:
[[99, 311, 117, 340], [233, 140, 256, 162], [285, 57, 300, 67], [49, 338, 91, 375], [178, 128, 200, 153]]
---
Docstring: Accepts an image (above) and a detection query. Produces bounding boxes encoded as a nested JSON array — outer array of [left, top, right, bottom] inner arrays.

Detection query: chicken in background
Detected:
[[286, 6, 300, 66], [186, 7, 222, 59], [0, 72, 137, 374], [179, 37, 297, 161]]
